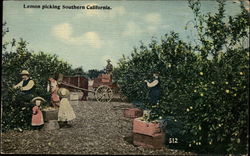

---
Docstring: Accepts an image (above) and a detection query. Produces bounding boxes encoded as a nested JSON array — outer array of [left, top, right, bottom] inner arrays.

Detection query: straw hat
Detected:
[[31, 97, 46, 104], [57, 88, 70, 98], [20, 70, 29, 75]]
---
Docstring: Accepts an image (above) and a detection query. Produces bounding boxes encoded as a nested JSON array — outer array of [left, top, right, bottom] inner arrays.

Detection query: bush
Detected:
[[113, 0, 249, 154]]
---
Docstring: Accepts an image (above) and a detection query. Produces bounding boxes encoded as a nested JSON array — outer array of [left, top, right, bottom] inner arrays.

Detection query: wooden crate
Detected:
[[101, 79, 111, 83], [101, 74, 111, 79], [133, 118, 161, 136], [133, 132, 165, 149], [42, 109, 58, 122], [123, 108, 143, 119], [62, 75, 88, 100], [70, 93, 79, 101]]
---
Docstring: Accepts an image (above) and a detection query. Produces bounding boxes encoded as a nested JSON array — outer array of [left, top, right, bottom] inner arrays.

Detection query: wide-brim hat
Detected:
[[20, 70, 29, 75], [57, 88, 70, 98], [31, 97, 46, 104], [153, 71, 160, 75]]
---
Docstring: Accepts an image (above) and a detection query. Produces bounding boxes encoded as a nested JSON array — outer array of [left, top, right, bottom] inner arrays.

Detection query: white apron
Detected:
[[58, 98, 76, 121]]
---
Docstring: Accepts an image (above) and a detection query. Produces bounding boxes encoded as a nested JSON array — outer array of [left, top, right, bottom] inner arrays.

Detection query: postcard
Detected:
[[1, 0, 249, 155]]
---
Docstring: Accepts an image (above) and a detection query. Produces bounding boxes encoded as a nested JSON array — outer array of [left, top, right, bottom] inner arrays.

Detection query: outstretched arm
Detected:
[[13, 81, 23, 89], [146, 80, 159, 88]]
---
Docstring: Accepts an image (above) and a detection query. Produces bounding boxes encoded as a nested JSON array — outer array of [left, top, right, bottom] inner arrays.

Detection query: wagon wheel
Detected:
[[95, 85, 113, 102]]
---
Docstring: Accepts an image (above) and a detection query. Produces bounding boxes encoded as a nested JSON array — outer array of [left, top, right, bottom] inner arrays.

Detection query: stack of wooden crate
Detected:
[[100, 74, 111, 83], [132, 118, 165, 149]]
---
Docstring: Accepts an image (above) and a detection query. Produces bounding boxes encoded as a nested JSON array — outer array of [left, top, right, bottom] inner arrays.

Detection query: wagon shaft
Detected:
[[61, 82, 95, 93]]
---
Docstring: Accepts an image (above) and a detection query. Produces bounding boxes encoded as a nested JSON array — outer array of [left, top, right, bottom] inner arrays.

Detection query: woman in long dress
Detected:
[[47, 78, 60, 108], [57, 88, 76, 128], [144, 72, 161, 105]]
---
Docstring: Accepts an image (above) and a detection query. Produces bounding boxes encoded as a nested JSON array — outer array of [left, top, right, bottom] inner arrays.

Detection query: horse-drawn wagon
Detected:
[[58, 73, 123, 102]]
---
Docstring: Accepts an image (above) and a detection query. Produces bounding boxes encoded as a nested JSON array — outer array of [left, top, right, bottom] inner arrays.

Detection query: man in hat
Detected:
[[105, 59, 113, 74], [13, 70, 35, 95]]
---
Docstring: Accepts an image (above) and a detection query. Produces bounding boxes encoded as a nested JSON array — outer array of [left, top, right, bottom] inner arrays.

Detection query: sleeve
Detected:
[[47, 83, 50, 92], [32, 106, 38, 115], [147, 80, 159, 88], [13, 81, 23, 89], [21, 80, 35, 91]]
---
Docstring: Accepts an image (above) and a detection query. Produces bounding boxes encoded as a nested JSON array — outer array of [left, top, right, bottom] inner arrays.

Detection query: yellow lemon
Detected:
[[168, 64, 171, 68], [186, 108, 190, 112], [198, 125, 201, 130], [233, 93, 237, 97], [211, 81, 215, 84], [194, 90, 197, 93], [225, 82, 229, 85], [199, 72, 204, 76], [225, 90, 230, 93], [200, 93, 204, 96], [239, 72, 243, 75], [190, 106, 193, 110], [237, 138, 240, 143]]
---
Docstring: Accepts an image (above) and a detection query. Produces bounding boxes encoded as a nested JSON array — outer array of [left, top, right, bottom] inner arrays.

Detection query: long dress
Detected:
[[148, 77, 161, 105], [48, 78, 60, 107], [32, 106, 44, 126], [58, 98, 76, 121]]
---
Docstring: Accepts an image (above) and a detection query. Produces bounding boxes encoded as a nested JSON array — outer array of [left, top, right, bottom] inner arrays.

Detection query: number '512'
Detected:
[[169, 138, 178, 144]]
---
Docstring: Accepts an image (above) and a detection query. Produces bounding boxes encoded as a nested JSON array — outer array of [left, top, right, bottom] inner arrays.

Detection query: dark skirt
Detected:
[[149, 89, 160, 105]]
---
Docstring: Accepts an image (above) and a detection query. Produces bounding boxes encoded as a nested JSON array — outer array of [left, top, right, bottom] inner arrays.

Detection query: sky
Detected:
[[3, 0, 249, 71]]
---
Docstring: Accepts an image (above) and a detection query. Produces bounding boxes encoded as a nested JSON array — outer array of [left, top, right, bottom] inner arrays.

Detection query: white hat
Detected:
[[31, 97, 46, 104], [57, 88, 70, 98], [20, 70, 29, 75]]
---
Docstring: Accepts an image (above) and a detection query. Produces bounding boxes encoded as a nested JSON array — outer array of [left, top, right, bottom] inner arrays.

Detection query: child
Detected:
[[31, 97, 46, 130], [57, 88, 76, 128]]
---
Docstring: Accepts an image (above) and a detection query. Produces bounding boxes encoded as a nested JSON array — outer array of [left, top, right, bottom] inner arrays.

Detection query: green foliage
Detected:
[[70, 66, 88, 77], [2, 38, 73, 132], [113, 0, 249, 154], [2, 21, 9, 37]]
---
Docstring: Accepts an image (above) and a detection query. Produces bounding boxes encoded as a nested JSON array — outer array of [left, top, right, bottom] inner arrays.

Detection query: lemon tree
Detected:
[[113, 0, 249, 154]]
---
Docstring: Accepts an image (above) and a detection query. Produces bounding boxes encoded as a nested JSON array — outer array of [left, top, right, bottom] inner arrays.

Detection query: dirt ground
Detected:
[[1, 93, 195, 155]]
